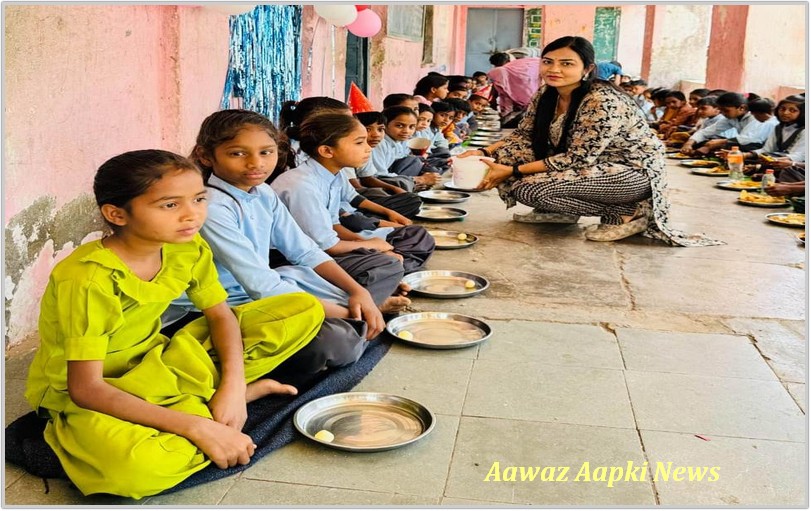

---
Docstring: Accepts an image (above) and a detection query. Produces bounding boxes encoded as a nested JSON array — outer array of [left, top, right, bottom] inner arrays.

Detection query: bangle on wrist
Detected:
[[512, 164, 523, 180]]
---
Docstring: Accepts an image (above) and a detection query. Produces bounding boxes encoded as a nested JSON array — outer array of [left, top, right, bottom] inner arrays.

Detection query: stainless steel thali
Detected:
[[442, 181, 483, 192], [415, 206, 468, 220], [427, 230, 479, 249], [417, 190, 471, 204], [386, 312, 493, 349], [715, 180, 761, 191], [294, 392, 435, 452], [402, 270, 489, 298]]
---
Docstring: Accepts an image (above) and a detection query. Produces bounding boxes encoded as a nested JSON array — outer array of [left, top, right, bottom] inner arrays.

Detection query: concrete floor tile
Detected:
[[721, 318, 806, 383], [388, 337, 480, 359], [623, 257, 805, 320], [640, 430, 807, 506], [779, 319, 807, 338], [5, 464, 25, 489], [353, 351, 473, 415], [463, 359, 635, 428], [785, 382, 806, 413], [477, 321, 623, 370], [617, 328, 776, 380], [441, 496, 519, 506], [4, 473, 140, 505], [141, 474, 239, 505], [445, 416, 655, 505], [242, 414, 460, 497], [218, 479, 436, 505], [5, 378, 31, 427], [626, 371, 804, 441]]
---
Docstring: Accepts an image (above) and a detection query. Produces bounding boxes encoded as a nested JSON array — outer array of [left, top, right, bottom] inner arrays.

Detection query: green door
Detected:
[[593, 7, 620, 62]]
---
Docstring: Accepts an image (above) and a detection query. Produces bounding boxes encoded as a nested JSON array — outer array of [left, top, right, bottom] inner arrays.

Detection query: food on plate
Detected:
[[726, 180, 760, 188], [705, 166, 728, 174], [464, 279, 477, 289], [456, 232, 468, 241], [770, 213, 805, 225], [397, 330, 414, 341], [739, 190, 786, 204], [314, 430, 335, 443]]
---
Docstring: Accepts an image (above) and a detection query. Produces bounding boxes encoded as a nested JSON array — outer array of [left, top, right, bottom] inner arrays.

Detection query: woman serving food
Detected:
[[459, 36, 720, 246]]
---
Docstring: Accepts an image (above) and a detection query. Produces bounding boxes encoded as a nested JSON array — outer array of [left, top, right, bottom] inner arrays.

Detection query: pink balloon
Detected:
[[346, 9, 381, 38], [355, 5, 369, 11]]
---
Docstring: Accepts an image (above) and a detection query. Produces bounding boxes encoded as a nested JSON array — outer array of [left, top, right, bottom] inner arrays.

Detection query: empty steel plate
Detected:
[[402, 270, 489, 298], [416, 206, 468, 220], [386, 312, 493, 349], [417, 190, 471, 204], [294, 392, 435, 452]]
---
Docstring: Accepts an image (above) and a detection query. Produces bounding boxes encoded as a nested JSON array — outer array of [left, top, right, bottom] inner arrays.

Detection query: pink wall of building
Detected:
[[646, 4, 713, 89], [705, 5, 749, 92], [542, 5, 596, 46], [3, 5, 230, 348], [742, 4, 806, 100], [615, 5, 647, 78]]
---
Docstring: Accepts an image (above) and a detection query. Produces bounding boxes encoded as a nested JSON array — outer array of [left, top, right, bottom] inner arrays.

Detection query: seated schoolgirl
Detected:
[[466, 94, 491, 132], [25, 150, 333, 499], [414, 103, 435, 142], [744, 94, 805, 174], [167, 109, 409, 346], [272, 113, 435, 273], [347, 111, 423, 218], [277, 96, 354, 172], [369, 106, 437, 179], [446, 83, 469, 100], [383, 93, 420, 115], [413, 73, 450, 106], [445, 97, 473, 145]]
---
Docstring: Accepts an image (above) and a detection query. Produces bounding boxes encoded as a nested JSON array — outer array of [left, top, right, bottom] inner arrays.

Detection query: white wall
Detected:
[[743, 4, 806, 99], [648, 4, 713, 89]]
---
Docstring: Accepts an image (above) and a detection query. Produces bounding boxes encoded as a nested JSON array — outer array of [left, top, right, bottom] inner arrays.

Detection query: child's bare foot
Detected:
[[380, 295, 411, 313], [246, 379, 298, 402], [395, 281, 411, 296]]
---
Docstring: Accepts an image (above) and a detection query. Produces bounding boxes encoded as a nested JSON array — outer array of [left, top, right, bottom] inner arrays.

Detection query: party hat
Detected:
[[347, 82, 374, 113]]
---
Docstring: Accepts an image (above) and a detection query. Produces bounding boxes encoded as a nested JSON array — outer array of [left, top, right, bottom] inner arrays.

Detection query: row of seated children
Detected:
[[24, 103, 440, 499]]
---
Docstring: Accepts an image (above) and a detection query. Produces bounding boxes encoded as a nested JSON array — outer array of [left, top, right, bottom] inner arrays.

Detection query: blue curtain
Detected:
[[221, 5, 302, 123]]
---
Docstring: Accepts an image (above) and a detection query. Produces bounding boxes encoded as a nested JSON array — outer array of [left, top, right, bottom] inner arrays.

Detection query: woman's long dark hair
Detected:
[[532, 36, 604, 160], [776, 94, 805, 129]]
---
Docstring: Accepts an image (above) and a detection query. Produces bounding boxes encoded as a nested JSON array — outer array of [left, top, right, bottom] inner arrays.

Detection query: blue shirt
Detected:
[[595, 61, 622, 80], [368, 135, 410, 177], [271, 158, 393, 250], [755, 123, 806, 162]]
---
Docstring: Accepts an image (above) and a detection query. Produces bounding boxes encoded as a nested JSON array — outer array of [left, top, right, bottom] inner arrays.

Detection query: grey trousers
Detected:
[[267, 317, 369, 388], [333, 248, 404, 305], [386, 225, 436, 273], [379, 175, 415, 192]]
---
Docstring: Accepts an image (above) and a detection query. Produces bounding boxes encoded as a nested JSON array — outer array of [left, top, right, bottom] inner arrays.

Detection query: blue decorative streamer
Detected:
[[220, 5, 302, 123]]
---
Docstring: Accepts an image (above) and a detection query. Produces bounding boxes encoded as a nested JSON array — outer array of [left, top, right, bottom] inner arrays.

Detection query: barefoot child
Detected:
[[25, 150, 328, 498], [272, 113, 435, 273]]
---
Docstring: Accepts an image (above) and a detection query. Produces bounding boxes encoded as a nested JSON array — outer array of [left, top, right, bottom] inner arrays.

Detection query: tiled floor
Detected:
[[4, 159, 807, 506]]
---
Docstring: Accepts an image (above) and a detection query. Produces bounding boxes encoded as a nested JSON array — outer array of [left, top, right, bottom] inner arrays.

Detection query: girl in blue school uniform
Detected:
[[271, 113, 435, 274], [164, 110, 410, 357], [24, 150, 327, 499]]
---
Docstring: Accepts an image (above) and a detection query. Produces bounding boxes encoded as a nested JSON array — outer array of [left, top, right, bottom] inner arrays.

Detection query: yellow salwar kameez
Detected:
[[25, 235, 324, 498]]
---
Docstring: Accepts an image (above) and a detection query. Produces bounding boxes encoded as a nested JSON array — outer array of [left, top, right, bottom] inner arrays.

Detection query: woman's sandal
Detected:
[[585, 203, 651, 242]]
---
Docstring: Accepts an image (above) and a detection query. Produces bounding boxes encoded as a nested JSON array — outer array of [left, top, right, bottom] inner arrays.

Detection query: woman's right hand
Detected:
[[456, 149, 484, 159], [188, 417, 256, 469]]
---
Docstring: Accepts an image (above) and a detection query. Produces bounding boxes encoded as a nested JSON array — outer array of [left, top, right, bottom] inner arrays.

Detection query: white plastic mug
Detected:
[[451, 155, 494, 189]]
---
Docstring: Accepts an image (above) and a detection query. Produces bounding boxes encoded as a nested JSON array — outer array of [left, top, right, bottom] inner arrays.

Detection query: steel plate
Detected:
[[427, 230, 479, 249], [416, 206, 468, 220], [386, 312, 492, 349], [402, 270, 489, 298], [417, 190, 471, 204], [294, 392, 435, 452]]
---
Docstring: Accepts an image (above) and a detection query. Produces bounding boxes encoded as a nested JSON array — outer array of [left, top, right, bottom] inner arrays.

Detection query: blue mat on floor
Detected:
[[4, 339, 392, 495]]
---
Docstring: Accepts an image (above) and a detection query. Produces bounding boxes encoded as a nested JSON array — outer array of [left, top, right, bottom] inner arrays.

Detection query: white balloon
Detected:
[[208, 4, 256, 16], [314, 4, 357, 27]]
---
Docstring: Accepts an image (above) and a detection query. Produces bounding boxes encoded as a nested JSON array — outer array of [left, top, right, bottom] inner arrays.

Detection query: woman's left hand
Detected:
[[477, 161, 513, 190]]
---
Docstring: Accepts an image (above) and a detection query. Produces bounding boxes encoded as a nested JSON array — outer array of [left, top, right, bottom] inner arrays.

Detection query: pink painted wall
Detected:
[[646, 4, 713, 89], [300, 6, 349, 101], [3, 5, 230, 348], [615, 5, 648, 78], [542, 5, 596, 46], [705, 5, 749, 92], [742, 4, 806, 100]]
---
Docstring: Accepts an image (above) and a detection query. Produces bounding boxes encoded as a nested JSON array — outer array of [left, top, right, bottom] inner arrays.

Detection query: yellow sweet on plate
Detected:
[[314, 430, 335, 443], [739, 190, 786, 204], [457, 232, 468, 241], [729, 180, 759, 188], [771, 213, 805, 225], [464, 279, 477, 289], [397, 330, 414, 341], [707, 166, 727, 174]]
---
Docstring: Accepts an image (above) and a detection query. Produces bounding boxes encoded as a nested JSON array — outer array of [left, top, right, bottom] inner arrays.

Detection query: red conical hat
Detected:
[[347, 82, 374, 113]]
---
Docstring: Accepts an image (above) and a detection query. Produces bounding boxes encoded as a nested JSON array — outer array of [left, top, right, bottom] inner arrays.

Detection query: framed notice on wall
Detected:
[[387, 5, 424, 41]]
